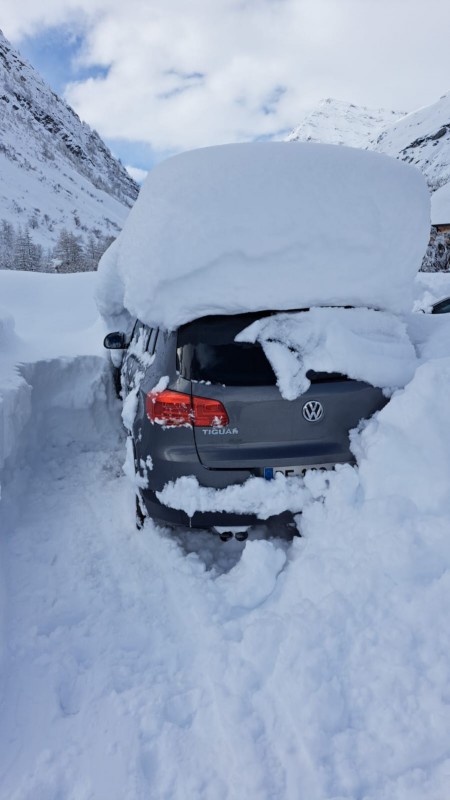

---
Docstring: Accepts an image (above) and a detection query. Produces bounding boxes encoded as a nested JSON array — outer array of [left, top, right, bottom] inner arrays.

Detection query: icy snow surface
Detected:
[[96, 142, 430, 329], [2, 270, 450, 799]]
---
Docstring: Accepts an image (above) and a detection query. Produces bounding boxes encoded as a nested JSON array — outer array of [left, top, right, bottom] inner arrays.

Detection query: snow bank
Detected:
[[0, 270, 107, 488], [96, 142, 430, 329], [237, 307, 417, 399], [353, 357, 450, 512], [0, 270, 103, 360]]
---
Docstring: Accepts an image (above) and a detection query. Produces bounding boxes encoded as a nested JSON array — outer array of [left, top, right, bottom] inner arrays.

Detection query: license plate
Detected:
[[263, 465, 333, 480]]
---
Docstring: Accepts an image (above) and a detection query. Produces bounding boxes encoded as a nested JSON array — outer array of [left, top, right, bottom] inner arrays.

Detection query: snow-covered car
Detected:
[[104, 312, 388, 530], [99, 141, 430, 532]]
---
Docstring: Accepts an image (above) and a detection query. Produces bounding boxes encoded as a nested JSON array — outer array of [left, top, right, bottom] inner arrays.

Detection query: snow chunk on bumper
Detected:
[[96, 142, 430, 329], [237, 307, 418, 399], [157, 473, 312, 519]]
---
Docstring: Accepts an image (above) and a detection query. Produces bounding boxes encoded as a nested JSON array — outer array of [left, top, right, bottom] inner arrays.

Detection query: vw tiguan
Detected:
[[104, 310, 386, 529]]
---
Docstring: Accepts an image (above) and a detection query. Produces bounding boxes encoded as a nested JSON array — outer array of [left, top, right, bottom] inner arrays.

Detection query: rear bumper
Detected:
[[140, 488, 266, 529], [139, 458, 355, 529]]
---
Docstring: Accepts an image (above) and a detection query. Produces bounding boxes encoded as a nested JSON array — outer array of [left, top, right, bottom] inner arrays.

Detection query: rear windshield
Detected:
[[177, 311, 348, 386], [177, 312, 276, 386]]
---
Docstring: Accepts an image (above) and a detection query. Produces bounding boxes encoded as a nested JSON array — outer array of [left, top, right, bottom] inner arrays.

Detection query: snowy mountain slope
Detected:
[[0, 30, 139, 269], [287, 94, 450, 198], [2, 269, 450, 798], [373, 92, 450, 192], [286, 98, 404, 148], [286, 95, 450, 270]]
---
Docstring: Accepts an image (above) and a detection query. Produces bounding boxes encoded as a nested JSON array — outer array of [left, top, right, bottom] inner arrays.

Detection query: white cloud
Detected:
[[126, 165, 147, 183], [3, 0, 450, 154]]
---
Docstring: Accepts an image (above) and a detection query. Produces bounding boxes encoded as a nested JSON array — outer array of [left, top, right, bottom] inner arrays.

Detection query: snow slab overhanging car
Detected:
[[99, 142, 430, 534]]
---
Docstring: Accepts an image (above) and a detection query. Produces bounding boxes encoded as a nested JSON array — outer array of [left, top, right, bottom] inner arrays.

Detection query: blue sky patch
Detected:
[[262, 85, 287, 116], [105, 138, 174, 172], [18, 25, 109, 97]]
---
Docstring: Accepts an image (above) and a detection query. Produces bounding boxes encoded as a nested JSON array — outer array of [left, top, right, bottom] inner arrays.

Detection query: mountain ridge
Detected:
[[286, 98, 405, 149], [372, 92, 450, 193]]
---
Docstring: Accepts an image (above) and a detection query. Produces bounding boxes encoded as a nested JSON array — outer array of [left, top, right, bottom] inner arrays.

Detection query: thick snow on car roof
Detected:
[[96, 142, 430, 329]]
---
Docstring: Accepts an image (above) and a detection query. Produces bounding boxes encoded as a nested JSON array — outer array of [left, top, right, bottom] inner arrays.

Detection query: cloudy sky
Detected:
[[2, 0, 450, 177]]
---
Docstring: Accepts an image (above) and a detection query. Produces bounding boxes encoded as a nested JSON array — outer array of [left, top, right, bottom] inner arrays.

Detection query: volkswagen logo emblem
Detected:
[[302, 400, 324, 423]]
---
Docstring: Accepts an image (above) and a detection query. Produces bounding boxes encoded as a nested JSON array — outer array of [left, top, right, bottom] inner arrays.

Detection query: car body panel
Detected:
[[191, 380, 385, 469]]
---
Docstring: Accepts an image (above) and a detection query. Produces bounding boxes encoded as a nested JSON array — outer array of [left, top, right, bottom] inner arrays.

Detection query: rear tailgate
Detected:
[[192, 379, 386, 469]]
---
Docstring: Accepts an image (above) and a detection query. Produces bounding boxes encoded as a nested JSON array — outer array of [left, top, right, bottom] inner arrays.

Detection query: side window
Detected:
[[148, 328, 159, 355], [129, 321, 152, 357], [432, 297, 450, 314]]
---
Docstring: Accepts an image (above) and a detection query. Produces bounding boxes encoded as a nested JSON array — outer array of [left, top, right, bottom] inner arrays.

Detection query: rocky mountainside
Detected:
[[289, 94, 450, 201], [0, 29, 139, 271], [372, 92, 450, 194], [371, 93, 450, 271], [286, 98, 404, 149]]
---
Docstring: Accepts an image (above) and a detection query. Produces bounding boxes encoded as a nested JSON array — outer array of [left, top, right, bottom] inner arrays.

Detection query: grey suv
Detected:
[[105, 310, 386, 531]]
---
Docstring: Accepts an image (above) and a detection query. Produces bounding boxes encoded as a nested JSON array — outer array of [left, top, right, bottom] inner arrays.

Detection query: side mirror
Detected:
[[103, 331, 128, 349]]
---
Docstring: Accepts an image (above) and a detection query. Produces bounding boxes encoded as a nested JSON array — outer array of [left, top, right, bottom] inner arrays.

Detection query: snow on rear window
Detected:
[[237, 307, 418, 399]]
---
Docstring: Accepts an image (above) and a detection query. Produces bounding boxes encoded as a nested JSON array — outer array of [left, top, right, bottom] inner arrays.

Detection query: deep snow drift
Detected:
[[2, 270, 450, 800], [96, 142, 430, 329]]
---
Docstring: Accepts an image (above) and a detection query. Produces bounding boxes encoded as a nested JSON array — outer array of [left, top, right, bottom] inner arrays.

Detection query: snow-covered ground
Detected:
[[2, 268, 450, 799]]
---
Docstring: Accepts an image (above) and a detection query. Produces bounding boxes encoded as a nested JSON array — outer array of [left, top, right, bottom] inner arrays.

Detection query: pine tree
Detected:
[[53, 228, 85, 272], [14, 225, 35, 271], [0, 219, 15, 269]]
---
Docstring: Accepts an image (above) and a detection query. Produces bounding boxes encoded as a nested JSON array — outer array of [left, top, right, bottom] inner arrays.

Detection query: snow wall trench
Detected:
[[0, 354, 121, 517]]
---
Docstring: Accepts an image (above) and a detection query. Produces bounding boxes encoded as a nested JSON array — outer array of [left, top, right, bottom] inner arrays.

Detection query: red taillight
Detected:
[[146, 390, 229, 428], [192, 396, 229, 427], [146, 390, 192, 426]]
